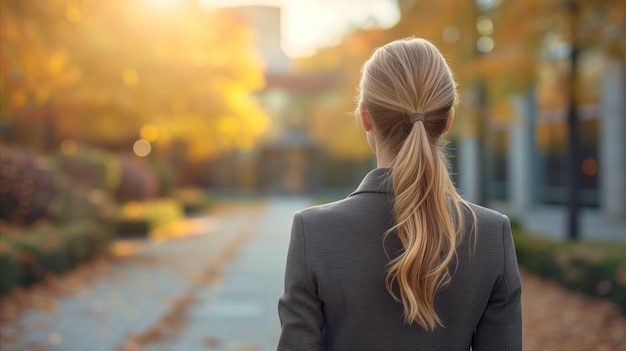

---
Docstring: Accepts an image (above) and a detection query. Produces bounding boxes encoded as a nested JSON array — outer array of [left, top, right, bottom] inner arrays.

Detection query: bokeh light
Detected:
[[123, 201, 143, 218], [476, 17, 494, 36], [443, 26, 460, 43], [122, 68, 139, 87], [477, 36, 494, 53], [582, 157, 598, 177], [133, 139, 152, 157]]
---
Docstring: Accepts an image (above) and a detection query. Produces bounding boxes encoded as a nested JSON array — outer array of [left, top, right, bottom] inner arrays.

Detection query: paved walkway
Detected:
[[1, 197, 625, 351], [1, 197, 310, 351]]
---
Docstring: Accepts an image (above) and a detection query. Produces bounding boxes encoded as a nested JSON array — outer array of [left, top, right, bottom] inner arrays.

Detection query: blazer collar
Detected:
[[349, 168, 393, 196]]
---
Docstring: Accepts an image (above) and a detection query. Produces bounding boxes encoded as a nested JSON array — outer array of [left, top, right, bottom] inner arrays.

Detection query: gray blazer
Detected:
[[278, 168, 522, 350]]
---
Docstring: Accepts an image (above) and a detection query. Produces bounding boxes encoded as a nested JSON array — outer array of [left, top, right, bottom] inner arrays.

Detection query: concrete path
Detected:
[[0, 197, 311, 351]]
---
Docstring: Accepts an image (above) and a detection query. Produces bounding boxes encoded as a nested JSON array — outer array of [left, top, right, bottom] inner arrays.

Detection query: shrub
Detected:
[[0, 146, 119, 225], [114, 154, 160, 203], [0, 219, 113, 295], [148, 159, 176, 197], [513, 230, 626, 313], [54, 147, 121, 195], [0, 147, 58, 224]]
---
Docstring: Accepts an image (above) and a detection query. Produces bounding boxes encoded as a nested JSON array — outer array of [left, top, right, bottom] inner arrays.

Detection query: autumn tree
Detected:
[[0, 0, 269, 161], [292, 28, 391, 161], [295, 0, 624, 159]]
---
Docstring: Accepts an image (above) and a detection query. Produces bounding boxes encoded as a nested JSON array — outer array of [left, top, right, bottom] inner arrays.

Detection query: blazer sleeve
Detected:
[[277, 212, 324, 351], [472, 215, 522, 351]]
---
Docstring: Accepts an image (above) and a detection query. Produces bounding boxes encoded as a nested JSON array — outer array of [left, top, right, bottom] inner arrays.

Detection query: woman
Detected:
[[278, 37, 522, 351]]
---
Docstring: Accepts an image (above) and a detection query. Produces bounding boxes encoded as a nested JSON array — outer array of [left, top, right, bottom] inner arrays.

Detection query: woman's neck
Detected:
[[375, 144, 394, 168]]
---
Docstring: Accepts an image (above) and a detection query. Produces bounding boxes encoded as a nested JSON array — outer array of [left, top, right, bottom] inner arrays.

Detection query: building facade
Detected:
[[456, 58, 626, 242]]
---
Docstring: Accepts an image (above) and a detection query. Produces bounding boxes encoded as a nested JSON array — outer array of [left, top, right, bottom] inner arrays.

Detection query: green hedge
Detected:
[[0, 220, 112, 295], [513, 230, 626, 313]]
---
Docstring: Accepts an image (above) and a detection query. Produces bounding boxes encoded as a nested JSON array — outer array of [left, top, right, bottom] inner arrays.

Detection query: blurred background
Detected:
[[0, 0, 625, 350]]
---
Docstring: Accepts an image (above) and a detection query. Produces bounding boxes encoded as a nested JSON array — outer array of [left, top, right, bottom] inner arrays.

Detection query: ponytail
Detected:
[[384, 118, 470, 330]]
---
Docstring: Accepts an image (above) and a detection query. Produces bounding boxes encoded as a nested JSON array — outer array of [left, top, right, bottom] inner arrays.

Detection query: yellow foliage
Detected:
[[118, 198, 186, 241], [1, 0, 269, 162], [48, 52, 66, 76], [217, 115, 240, 137], [121, 68, 139, 87], [536, 122, 568, 152], [140, 124, 159, 142], [65, 5, 81, 23]]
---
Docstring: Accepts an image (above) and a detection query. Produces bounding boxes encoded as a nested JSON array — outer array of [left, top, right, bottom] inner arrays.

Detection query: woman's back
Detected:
[[278, 37, 521, 350], [278, 168, 521, 350]]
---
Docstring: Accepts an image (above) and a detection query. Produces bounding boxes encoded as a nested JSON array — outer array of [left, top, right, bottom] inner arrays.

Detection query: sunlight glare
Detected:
[[282, 0, 399, 58], [144, 0, 182, 7], [198, 0, 399, 58]]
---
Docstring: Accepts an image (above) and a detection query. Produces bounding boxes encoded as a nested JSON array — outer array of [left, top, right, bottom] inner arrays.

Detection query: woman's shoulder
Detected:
[[462, 201, 512, 248], [295, 194, 391, 231], [297, 196, 358, 221], [466, 202, 509, 222]]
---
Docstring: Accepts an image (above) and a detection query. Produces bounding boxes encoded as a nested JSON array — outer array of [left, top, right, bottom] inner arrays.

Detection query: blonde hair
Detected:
[[357, 37, 475, 330]]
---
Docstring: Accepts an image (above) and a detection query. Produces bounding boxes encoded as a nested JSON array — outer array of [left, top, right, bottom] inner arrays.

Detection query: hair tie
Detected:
[[408, 112, 426, 124]]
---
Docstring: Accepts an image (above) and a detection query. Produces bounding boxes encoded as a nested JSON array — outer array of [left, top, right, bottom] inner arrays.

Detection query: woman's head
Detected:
[[357, 37, 457, 156]]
